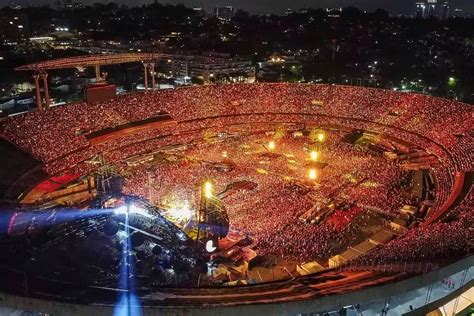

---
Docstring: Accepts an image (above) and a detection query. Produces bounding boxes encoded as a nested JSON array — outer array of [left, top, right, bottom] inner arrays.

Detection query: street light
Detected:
[[448, 77, 456, 87]]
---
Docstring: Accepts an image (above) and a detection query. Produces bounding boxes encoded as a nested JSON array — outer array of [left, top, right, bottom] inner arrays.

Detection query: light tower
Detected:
[[196, 181, 214, 241], [196, 181, 229, 247]]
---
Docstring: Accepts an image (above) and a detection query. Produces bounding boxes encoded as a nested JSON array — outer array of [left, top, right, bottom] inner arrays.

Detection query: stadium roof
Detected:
[[15, 53, 163, 71]]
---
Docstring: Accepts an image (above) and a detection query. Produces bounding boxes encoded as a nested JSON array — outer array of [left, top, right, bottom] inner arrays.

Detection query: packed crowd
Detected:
[[0, 83, 471, 255], [1, 84, 471, 169], [358, 190, 473, 263], [121, 132, 406, 262]]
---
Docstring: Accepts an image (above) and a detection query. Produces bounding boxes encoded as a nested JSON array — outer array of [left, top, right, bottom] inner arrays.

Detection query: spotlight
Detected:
[[308, 168, 318, 180], [114, 206, 127, 215], [114, 204, 152, 218], [130, 204, 152, 218], [268, 141, 276, 151], [317, 132, 325, 143], [310, 150, 319, 161], [168, 200, 193, 220]]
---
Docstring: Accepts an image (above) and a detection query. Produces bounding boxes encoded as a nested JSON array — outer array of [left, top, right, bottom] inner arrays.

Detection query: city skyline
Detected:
[[1, 0, 474, 14]]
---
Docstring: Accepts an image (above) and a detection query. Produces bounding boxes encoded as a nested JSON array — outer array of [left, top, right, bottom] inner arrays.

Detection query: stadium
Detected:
[[0, 68, 472, 315]]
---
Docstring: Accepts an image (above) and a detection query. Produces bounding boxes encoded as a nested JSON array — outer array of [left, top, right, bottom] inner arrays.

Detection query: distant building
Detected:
[[415, 1, 427, 18], [73, 2, 84, 9], [55, 0, 82, 9], [161, 52, 255, 84], [436, 0, 450, 19], [326, 8, 342, 18], [214, 6, 234, 21], [452, 8, 464, 18], [64, 0, 74, 9], [193, 7, 206, 17], [415, 0, 450, 19], [0, 9, 29, 42], [426, 0, 437, 17]]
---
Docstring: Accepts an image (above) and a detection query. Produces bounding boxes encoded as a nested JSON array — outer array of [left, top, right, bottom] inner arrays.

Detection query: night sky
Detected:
[[1, 0, 473, 14]]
